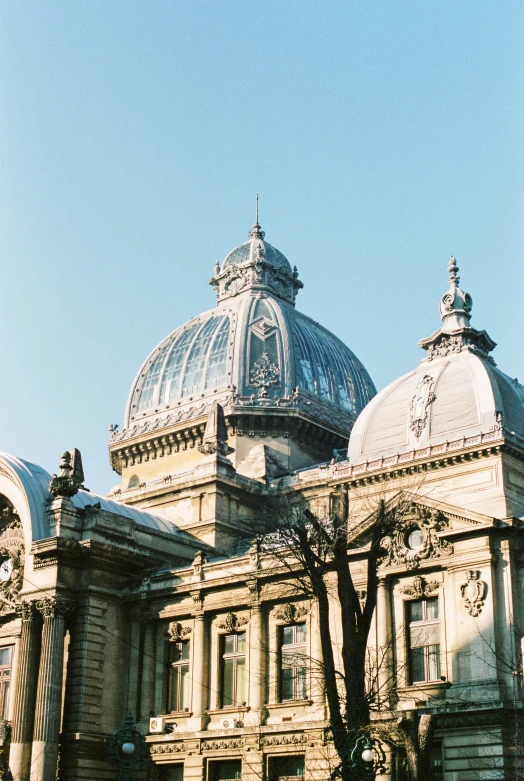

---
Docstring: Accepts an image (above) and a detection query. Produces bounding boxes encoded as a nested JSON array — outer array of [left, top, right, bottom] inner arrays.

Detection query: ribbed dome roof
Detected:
[[348, 256, 524, 464], [121, 222, 376, 437]]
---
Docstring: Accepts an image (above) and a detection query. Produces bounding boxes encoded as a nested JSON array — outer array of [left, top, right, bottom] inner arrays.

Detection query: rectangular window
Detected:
[[167, 641, 190, 712], [407, 598, 440, 684], [158, 765, 184, 781], [209, 759, 242, 781], [0, 647, 12, 720], [280, 623, 307, 701], [268, 755, 305, 781], [221, 633, 246, 707]]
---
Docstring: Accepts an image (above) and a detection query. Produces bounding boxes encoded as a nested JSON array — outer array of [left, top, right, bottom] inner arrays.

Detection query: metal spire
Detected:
[[249, 193, 265, 239]]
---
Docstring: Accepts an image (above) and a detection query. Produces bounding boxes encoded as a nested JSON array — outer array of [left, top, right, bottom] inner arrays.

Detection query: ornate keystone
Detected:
[[216, 612, 248, 633], [401, 575, 439, 598], [273, 602, 309, 624], [168, 622, 192, 642]]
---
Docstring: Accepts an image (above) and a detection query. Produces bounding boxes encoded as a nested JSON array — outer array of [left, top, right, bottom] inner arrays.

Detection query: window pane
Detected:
[[282, 626, 294, 646], [295, 666, 307, 699], [0, 648, 12, 666], [409, 647, 425, 683], [427, 645, 441, 681], [410, 623, 439, 648], [213, 760, 242, 781], [281, 667, 293, 700], [237, 633, 246, 652], [222, 658, 234, 707], [180, 642, 189, 661], [224, 635, 235, 654], [295, 623, 306, 644], [426, 598, 439, 620], [408, 601, 423, 623], [180, 664, 189, 710], [236, 658, 246, 705]]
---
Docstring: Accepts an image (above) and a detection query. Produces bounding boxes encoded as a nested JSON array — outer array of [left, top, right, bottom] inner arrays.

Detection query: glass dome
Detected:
[[123, 223, 376, 436]]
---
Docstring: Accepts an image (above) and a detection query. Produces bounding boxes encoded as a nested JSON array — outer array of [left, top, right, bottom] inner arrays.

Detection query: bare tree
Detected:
[[258, 487, 437, 781]]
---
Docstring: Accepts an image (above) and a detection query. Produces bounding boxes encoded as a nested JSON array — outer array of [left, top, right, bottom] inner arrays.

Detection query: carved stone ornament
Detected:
[[249, 353, 280, 399], [192, 550, 207, 580], [401, 575, 439, 598], [36, 596, 73, 619], [168, 622, 192, 642], [0, 497, 25, 614], [356, 590, 367, 611], [49, 448, 86, 498], [216, 612, 248, 633], [409, 375, 436, 437], [379, 503, 453, 571], [273, 602, 310, 624], [460, 570, 486, 617]]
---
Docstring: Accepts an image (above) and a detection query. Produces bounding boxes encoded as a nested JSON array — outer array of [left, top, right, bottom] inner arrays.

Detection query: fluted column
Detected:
[[188, 612, 207, 731], [10, 602, 41, 781], [376, 577, 392, 704], [246, 602, 266, 725], [29, 598, 70, 781]]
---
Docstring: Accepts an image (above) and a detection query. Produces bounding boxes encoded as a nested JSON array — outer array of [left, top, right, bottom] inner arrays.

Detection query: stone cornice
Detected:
[[270, 427, 524, 492]]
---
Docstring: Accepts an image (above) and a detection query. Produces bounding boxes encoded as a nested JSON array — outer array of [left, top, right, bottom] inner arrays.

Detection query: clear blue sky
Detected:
[[1, 2, 523, 494]]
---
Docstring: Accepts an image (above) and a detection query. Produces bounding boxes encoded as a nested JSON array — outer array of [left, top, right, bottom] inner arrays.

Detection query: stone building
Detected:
[[0, 217, 523, 781]]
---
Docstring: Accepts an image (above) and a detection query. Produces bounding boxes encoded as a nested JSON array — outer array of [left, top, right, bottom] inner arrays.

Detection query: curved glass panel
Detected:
[[158, 322, 201, 404], [137, 341, 172, 412], [292, 316, 374, 413], [205, 317, 230, 390], [182, 317, 223, 397]]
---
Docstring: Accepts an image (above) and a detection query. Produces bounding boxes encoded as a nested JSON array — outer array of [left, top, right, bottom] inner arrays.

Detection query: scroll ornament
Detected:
[[460, 570, 486, 617], [401, 575, 439, 598], [217, 612, 248, 632], [273, 602, 310, 624], [168, 622, 192, 642]]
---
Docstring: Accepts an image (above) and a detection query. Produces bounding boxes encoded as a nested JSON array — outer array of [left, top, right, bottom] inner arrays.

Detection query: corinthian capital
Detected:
[[15, 600, 34, 621], [36, 596, 73, 619]]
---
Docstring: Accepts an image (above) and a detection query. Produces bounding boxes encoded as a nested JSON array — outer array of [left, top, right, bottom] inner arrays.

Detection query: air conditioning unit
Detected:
[[149, 717, 165, 734], [222, 718, 237, 729]]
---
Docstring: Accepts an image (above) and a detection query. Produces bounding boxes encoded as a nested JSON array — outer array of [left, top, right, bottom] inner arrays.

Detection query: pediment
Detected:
[[347, 491, 496, 570]]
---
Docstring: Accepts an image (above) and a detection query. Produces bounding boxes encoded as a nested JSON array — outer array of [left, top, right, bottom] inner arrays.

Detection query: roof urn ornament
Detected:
[[49, 449, 86, 498]]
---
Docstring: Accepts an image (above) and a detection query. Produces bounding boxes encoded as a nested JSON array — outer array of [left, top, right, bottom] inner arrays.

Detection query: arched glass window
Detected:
[[205, 317, 230, 390], [158, 322, 201, 404], [182, 317, 223, 397], [137, 341, 172, 411]]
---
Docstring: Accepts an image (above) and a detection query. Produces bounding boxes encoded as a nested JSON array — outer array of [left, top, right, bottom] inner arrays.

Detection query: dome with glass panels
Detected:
[[122, 218, 376, 438]]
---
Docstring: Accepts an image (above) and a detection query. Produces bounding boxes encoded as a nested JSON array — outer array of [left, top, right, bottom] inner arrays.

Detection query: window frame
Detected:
[[279, 622, 307, 702], [166, 639, 190, 713], [0, 645, 13, 720], [406, 597, 441, 685], [220, 632, 246, 708]]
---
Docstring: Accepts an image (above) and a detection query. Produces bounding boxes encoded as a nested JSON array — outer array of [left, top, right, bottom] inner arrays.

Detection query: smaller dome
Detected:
[[222, 236, 292, 275], [348, 255, 524, 464]]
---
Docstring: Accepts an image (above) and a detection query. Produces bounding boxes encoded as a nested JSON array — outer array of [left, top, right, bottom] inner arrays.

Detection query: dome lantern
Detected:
[[209, 210, 303, 306]]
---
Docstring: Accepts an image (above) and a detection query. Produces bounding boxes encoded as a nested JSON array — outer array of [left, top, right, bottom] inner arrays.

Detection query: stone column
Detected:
[[188, 612, 207, 731], [10, 602, 41, 781], [29, 598, 70, 781], [246, 602, 266, 726], [376, 577, 392, 703]]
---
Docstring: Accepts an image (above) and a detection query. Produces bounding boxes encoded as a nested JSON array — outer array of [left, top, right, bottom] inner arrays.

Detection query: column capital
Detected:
[[16, 600, 35, 622], [35, 596, 74, 620]]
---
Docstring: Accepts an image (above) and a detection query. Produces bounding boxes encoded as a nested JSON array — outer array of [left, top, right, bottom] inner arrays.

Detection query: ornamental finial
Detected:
[[438, 254, 472, 328], [249, 194, 265, 239], [448, 254, 459, 287]]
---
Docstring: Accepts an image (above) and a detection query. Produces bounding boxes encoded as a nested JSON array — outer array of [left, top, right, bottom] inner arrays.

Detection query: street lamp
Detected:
[[109, 713, 148, 781], [347, 734, 386, 780]]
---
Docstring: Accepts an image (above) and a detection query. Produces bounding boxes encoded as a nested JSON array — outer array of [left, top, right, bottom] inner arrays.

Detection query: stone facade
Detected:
[[1, 231, 523, 781]]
